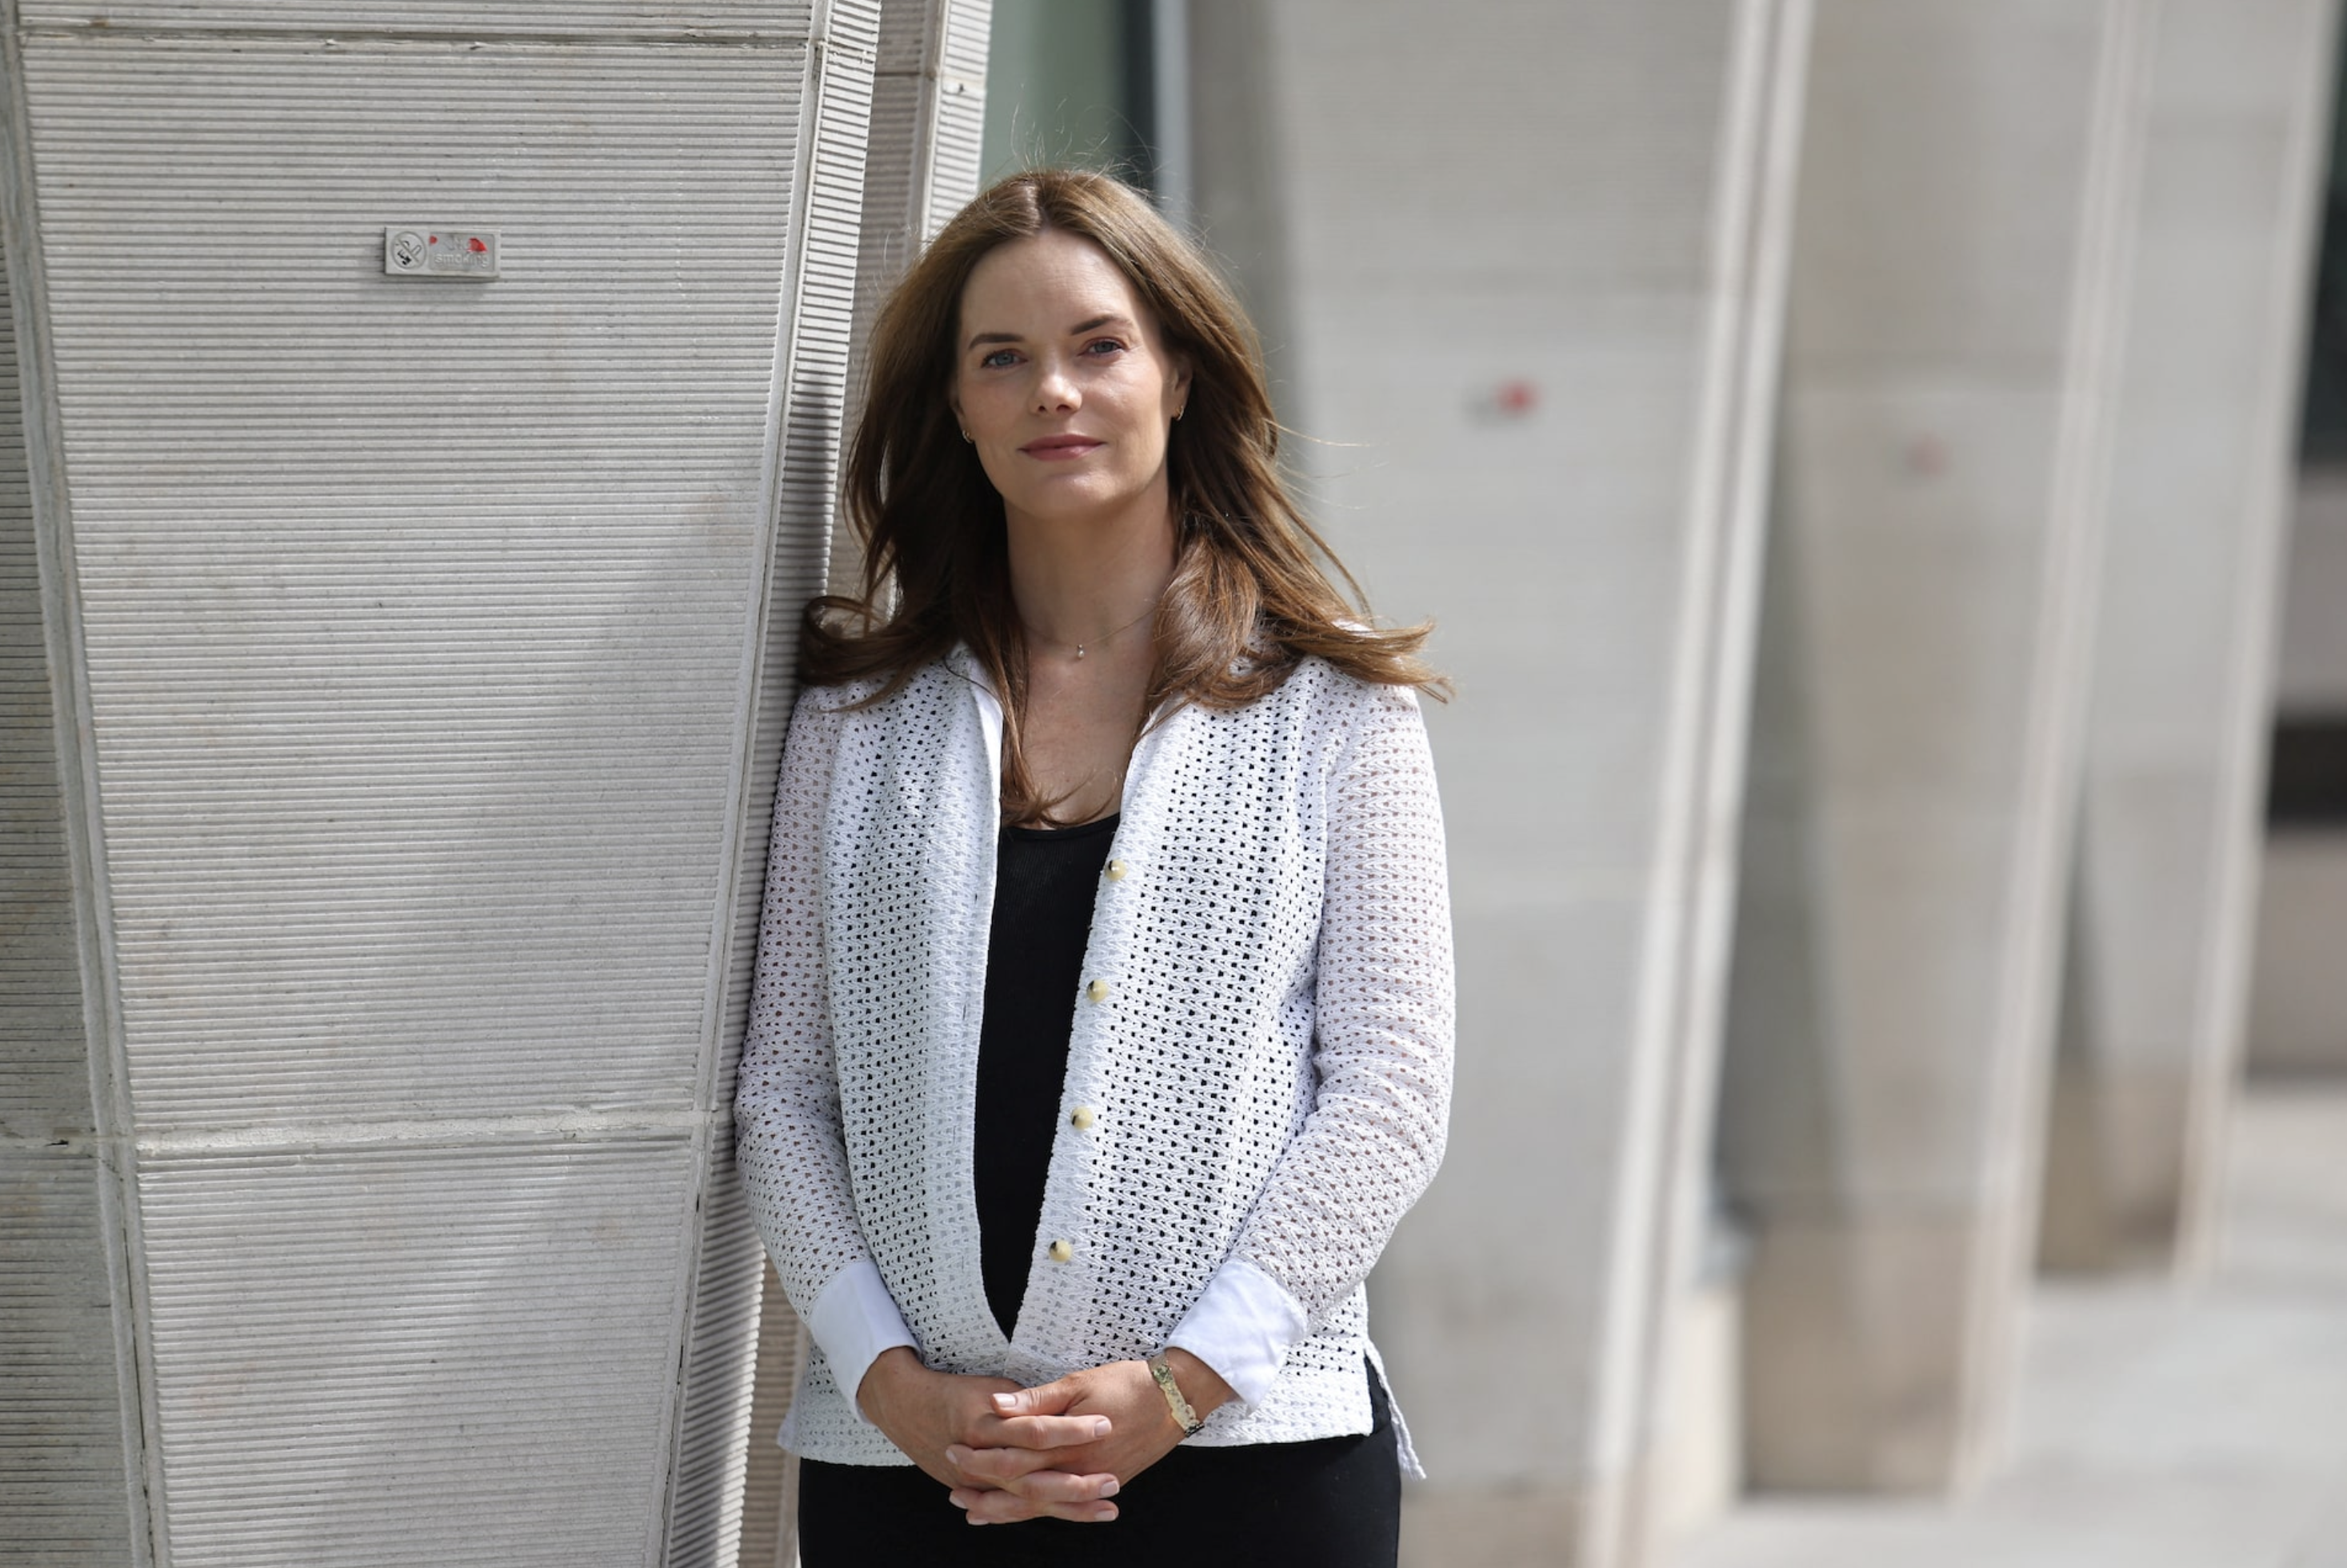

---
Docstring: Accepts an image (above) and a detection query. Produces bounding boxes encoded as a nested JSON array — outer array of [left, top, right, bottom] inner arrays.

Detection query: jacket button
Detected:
[[1070, 1105, 1096, 1130], [1104, 858, 1128, 882], [1086, 978, 1111, 1003], [1048, 1239, 1074, 1262]]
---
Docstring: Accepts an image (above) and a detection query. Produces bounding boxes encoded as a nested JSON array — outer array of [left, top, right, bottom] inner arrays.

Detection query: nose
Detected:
[[1034, 358, 1079, 413]]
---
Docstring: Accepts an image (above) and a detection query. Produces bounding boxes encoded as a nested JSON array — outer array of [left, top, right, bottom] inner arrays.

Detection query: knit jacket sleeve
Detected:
[[1170, 678, 1455, 1400], [734, 686, 914, 1410]]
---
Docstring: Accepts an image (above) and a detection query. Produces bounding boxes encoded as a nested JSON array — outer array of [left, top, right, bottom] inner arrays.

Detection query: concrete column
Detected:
[[1717, 0, 2153, 1492], [740, 4, 990, 1564], [823, 0, 991, 599], [0, 6, 878, 1562], [2041, 0, 2340, 1274], [1192, 5, 1809, 1562]]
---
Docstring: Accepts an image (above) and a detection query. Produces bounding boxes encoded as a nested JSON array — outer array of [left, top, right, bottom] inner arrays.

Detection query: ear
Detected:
[[1169, 354, 1193, 417]]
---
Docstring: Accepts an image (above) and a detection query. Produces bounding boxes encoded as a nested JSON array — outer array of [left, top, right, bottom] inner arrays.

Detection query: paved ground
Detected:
[[1672, 1083, 2347, 1568]]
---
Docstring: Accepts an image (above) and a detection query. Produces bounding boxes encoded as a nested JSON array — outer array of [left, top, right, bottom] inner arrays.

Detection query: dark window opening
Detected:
[[2269, 716, 2347, 827]]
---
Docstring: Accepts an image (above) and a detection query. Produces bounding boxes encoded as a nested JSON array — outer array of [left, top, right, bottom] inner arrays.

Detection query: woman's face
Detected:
[[950, 228, 1189, 537]]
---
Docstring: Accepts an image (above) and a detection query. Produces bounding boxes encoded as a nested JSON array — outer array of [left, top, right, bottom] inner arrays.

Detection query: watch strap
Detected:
[[1146, 1354, 1207, 1438]]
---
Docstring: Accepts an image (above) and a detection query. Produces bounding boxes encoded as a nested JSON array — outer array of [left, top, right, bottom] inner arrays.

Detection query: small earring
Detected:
[[961, 430, 973, 443], [1174, 407, 1185, 422]]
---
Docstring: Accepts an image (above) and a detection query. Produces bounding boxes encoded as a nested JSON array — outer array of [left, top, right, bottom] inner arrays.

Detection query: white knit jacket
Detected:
[[734, 649, 1453, 1471]]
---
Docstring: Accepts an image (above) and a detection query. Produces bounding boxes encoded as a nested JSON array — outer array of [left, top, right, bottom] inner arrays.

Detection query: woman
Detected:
[[734, 167, 1453, 1565]]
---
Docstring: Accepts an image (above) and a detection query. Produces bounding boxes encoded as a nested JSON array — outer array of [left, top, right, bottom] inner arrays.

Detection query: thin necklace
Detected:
[[1029, 596, 1160, 661]]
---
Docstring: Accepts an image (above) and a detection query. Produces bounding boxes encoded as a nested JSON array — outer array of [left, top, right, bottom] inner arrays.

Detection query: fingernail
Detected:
[[945, 1445, 968, 1465], [1100, 1478, 1120, 1498], [991, 1392, 1018, 1410], [1090, 1417, 1111, 1438]]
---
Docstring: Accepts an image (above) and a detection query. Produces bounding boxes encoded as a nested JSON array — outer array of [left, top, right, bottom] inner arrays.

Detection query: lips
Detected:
[[1020, 434, 1103, 459]]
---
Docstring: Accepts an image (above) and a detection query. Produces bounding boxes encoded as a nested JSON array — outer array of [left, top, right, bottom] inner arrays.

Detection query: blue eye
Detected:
[[1083, 338, 1126, 356], [980, 349, 1018, 369]]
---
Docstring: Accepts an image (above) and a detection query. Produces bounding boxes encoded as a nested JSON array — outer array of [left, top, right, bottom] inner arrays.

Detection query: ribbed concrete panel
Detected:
[[1, 1150, 137, 1565], [666, 8, 878, 1565], [854, 0, 987, 341], [874, 0, 987, 73], [921, 0, 990, 221], [0, 229, 81, 1145], [136, 1142, 698, 1568], [0, 236, 138, 1563], [19, 3, 817, 38], [22, 34, 807, 1130], [3, 7, 879, 1563], [734, 1263, 806, 1568], [665, 1128, 766, 1568], [841, 0, 987, 454]]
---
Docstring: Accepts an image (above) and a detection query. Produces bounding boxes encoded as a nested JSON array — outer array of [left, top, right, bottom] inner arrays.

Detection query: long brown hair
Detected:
[[803, 166, 1442, 824]]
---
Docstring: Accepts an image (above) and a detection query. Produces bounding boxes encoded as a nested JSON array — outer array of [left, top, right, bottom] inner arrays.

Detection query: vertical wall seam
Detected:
[[0, 2, 161, 1562]]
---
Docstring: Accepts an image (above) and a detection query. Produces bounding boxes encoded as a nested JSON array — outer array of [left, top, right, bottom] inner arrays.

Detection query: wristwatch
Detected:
[[1146, 1354, 1207, 1438]]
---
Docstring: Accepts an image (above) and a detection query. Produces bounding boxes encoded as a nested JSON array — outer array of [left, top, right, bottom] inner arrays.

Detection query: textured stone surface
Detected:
[[0, 12, 883, 1562]]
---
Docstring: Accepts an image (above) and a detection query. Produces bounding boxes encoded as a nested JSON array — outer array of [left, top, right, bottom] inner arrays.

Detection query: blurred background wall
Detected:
[[5, 3, 2345, 1566]]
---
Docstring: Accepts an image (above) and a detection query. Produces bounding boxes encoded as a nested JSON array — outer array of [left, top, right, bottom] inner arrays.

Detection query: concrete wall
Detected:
[[2041, 0, 2340, 1274], [1191, 3, 1810, 1562], [0, 5, 878, 1562], [1717, 0, 2151, 1494]]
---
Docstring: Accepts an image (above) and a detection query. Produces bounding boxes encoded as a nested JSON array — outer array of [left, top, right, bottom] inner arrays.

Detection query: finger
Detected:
[[946, 1442, 1057, 1483], [977, 1413, 1111, 1451], [950, 1486, 1038, 1521], [1003, 1470, 1121, 1507], [954, 1486, 1118, 1526], [990, 1377, 1081, 1418], [950, 1487, 1034, 1524]]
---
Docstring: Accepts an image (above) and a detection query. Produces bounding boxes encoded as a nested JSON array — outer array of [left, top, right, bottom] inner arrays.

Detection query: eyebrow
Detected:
[[964, 314, 1137, 351]]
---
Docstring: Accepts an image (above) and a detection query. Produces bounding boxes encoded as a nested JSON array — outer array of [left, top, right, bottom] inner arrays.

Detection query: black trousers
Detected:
[[796, 1365, 1401, 1567]]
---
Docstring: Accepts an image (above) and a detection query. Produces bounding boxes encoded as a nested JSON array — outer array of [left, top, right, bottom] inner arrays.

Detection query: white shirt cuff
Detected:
[[1166, 1257, 1309, 1410], [805, 1258, 918, 1425]]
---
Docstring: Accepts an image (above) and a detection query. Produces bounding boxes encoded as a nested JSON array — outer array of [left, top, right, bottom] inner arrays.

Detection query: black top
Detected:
[[974, 811, 1119, 1338]]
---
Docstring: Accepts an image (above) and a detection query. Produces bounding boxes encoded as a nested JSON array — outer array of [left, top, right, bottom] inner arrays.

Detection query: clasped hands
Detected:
[[856, 1345, 1233, 1526]]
